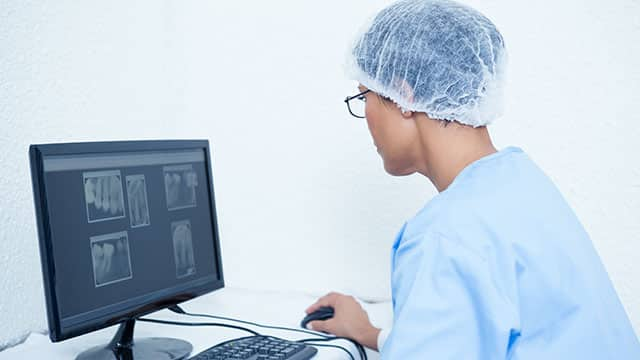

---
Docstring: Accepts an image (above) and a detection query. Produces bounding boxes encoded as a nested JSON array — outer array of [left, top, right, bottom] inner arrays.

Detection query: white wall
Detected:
[[1, 0, 639, 350]]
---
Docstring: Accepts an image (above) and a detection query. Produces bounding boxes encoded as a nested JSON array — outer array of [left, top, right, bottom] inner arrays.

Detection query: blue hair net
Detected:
[[347, 0, 507, 127]]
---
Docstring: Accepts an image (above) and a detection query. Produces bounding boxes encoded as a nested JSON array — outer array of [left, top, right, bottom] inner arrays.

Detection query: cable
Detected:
[[297, 336, 367, 360], [139, 316, 358, 359], [299, 341, 356, 360], [137, 317, 261, 336], [168, 305, 329, 338], [168, 304, 368, 360]]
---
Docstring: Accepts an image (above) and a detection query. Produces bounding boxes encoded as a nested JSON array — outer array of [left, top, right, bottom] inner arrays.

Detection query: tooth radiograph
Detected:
[[164, 164, 198, 211], [90, 231, 132, 287], [84, 170, 126, 223], [171, 220, 196, 278], [126, 174, 151, 228]]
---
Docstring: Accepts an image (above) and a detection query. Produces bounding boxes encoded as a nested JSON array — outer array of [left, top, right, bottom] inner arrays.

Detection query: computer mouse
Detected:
[[300, 306, 335, 330]]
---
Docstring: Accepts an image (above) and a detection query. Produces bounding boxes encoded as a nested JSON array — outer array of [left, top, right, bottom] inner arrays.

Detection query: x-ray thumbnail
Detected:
[[126, 174, 150, 228], [84, 170, 126, 223], [164, 164, 198, 211], [90, 231, 133, 287], [171, 220, 196, 278]]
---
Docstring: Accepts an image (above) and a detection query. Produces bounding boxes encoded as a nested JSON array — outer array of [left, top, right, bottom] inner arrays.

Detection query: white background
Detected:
[[1, 0, 639, 350]]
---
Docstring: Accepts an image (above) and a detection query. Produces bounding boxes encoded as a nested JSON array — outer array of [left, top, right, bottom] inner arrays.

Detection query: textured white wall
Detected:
[[1, 0, 639, 350]]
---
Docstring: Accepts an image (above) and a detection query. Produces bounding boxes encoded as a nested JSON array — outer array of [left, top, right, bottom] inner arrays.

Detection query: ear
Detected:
[[400, 108, 414, 119], [397, 79, 415, 119], [398, 79, 415, 103]]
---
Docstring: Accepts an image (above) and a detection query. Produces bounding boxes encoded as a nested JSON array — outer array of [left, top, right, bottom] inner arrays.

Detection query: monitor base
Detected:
[[76, 338, 192, 360], [75, 319, 192, 360]]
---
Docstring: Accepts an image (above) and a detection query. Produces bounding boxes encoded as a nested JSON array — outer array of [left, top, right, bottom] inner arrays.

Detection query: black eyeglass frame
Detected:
[[344, 89, 371, 119]]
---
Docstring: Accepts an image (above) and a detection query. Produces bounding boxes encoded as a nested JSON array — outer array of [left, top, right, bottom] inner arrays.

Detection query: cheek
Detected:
[[365, 115, 377, 143], [364, 104, 376, 133], [374, 119, 418, 175], [364, 101, 386, 142]]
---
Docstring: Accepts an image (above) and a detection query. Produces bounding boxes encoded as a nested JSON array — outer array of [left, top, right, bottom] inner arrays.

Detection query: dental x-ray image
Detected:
[[126, 174, 150, 228], [164, 164, 198, 211], [171, 220, 196, 278], [84, 170, 126, 223], [90, 231, 133, 287]]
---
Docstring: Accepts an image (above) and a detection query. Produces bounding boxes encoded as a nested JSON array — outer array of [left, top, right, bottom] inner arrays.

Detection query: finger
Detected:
[[308, 318, 335, 333], [305, 292, 341, 314], [305, 294, 330, 314]]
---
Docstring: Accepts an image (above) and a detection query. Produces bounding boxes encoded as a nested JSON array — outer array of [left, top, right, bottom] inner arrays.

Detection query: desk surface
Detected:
[[0, 287, 393, 359]]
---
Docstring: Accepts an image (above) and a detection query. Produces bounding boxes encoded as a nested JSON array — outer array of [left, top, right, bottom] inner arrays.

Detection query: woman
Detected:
[[304, 0, 640, 358]]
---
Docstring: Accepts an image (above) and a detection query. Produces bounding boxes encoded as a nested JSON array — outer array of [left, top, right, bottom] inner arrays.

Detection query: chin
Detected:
[[383, 159, 414, 177]]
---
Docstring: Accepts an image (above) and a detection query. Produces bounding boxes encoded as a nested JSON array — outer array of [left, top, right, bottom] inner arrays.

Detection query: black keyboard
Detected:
[[189, 335, 318, 360]]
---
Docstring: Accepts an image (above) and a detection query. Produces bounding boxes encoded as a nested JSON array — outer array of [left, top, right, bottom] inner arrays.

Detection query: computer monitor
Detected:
[[29, 140, 225, 359]]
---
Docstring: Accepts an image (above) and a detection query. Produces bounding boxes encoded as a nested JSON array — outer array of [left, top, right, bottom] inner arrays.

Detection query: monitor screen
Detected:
[[30, 140, 224, 342]]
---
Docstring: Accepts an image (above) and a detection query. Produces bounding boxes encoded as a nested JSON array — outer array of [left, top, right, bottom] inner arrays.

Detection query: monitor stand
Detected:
[[76, 319, 193, 360]]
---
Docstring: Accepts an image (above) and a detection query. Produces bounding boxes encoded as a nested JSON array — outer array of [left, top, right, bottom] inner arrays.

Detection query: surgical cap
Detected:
[[347, 0, 507, 127]]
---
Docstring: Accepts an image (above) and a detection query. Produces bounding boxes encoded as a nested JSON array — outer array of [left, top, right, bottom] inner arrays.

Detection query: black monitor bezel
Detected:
[[29, 140, 225, 342]]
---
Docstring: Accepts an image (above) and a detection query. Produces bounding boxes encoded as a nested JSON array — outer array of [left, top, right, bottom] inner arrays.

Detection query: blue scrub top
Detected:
[[382, 147, 640, 359]]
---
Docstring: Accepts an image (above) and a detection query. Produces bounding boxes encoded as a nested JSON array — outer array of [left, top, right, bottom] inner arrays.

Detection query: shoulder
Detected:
[[399, 190, 487, 260]]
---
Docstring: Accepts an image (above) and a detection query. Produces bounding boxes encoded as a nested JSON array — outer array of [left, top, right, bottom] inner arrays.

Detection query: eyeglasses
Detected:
[[344, 89, 371, 119]]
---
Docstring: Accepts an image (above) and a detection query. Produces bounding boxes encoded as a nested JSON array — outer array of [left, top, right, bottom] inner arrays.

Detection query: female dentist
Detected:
[[304, 0, 640, 358]]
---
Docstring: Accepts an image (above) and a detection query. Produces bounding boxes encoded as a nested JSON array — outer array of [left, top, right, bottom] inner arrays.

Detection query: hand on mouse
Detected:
[[305, 292, 381, 350]]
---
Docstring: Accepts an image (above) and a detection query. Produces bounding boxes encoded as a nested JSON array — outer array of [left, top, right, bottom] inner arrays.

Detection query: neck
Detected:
[[415, 118, 497, 192]]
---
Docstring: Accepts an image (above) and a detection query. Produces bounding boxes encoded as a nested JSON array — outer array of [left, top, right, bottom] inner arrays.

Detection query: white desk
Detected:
[[0, 287, 393, 359]]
